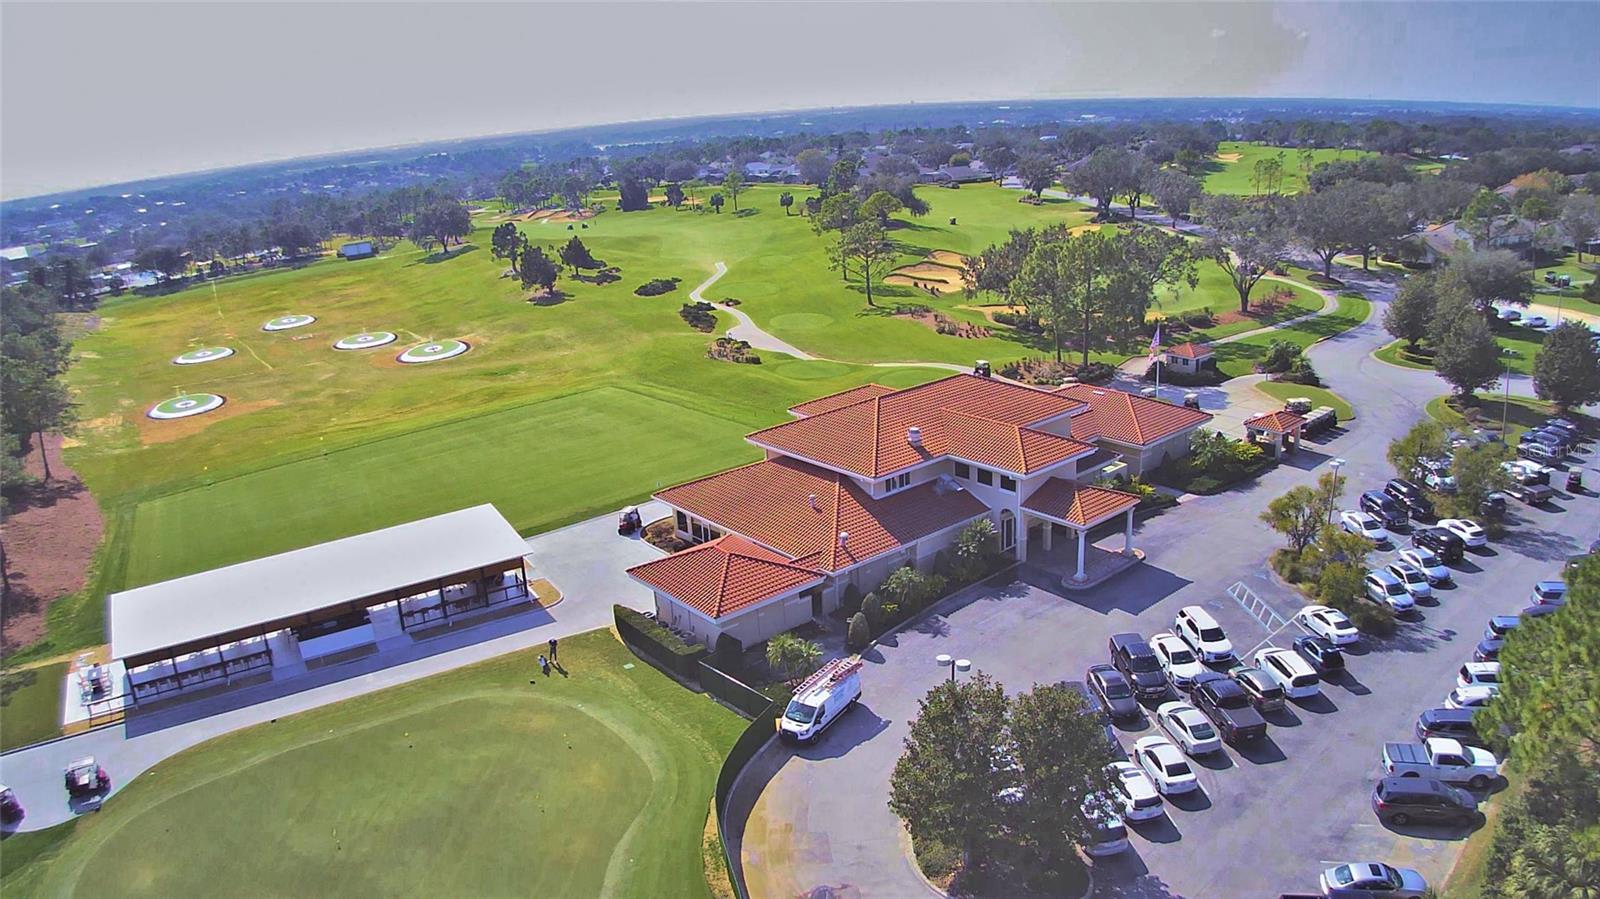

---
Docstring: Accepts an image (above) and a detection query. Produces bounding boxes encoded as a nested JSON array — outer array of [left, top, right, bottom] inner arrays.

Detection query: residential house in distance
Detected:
[[629, 372, 1211, 651]]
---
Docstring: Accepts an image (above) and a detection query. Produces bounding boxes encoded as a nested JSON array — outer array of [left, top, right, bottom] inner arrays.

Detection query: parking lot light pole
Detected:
[[1327, 458, 1346, 523], [935, 653, 972, 683]]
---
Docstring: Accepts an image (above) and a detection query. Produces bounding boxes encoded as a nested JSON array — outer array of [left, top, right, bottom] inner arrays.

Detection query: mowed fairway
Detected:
[[0, 631, 746, 899], [122, 385, 761, 585], [1201, 141, 1375, 195]]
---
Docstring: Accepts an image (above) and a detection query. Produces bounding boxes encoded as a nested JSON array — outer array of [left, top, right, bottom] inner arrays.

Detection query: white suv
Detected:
[[1254, 647, 1320, 699], [1365, 570, 1416, 613], [1173, 606, 1234, 663]]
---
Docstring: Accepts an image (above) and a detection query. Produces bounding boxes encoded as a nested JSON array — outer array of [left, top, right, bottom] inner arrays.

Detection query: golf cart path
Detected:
[[695, 261, 966, 372]]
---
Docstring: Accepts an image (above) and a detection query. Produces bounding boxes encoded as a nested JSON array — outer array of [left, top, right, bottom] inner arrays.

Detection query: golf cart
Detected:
[[617, 505, 642, 536], [0, 784, 22, 823], [64, 757, 110, 800], [1183, 392, 1201, 410]]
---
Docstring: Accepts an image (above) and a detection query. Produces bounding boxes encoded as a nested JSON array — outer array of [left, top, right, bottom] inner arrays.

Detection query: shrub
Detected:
[[707, 337, 761, 364], [613, 605, 706, 679], [893, 303, 933, 315], [1347, 602, 1397, 636], [862, 592, 884, 630], [1270, 548, 1314, 584], [912, 837, 961, 880], [1261, 339, 1301, 374], [1181, 306, 1215, 328], [992, 310, 1044, 333], [678, 301, 717, 332], [841, 583, 864, 615], [714, 632, 744, 672], [634, 277, 681, 297], [933, 549, 953, 579], [1075, 361, 1116, 383], [1277, 356, 1322, 386], [846, 612, 872, 652]]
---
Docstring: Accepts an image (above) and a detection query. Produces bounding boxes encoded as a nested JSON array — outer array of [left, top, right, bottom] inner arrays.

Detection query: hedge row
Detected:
[[613, 604, 706, 680]]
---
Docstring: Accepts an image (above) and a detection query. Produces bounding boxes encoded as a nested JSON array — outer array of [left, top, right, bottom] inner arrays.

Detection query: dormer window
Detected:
[[885, 472, 911, 492]]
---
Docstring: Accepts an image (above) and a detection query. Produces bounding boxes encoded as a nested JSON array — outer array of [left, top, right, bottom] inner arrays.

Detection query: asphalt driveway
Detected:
[[736, 279, 1600, 898]]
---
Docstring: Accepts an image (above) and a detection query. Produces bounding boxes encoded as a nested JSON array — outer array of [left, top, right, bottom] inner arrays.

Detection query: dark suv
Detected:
[[1412, 526, 1464, 563], [1415, 708, 1484, 746], [1360, 490, 1408, 529], [1191, 672, 1267, 743], [1371, 777, 1479, 826], [1108, 633, 1169, 701], [1383, 479, 1435, 521]]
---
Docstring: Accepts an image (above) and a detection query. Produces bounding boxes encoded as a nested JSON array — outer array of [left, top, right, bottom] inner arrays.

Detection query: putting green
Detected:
[[397, 339, 470, 364], [147, 393, 225, 420], [0, 632, 745, 899], [333, 331, 397, 351], [171, 347, 234, 365], [262, 314, 316, 332]]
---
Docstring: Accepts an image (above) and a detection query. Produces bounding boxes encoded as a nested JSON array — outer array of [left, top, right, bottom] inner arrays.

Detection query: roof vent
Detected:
[[808, 493, 819, 510], [1092, 389, 1106, 396], [907, 426, 922, 446], [838, 531, 849, 547]]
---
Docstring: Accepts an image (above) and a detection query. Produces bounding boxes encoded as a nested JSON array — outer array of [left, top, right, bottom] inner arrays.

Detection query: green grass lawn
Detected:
[[0, 661, 68, 750], [1373, 339, 1436, 370], [1199, 142, 1373, 196], [1425, 393, 1554, 441], [1212, 292, 1372, 378], [1253, 380, 1355, 421], [0, 630, 745, 899], [1531, 251, 1599, 286]]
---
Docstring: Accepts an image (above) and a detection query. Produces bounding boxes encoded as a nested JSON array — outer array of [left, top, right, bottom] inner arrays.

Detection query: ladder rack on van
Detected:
[[795, 656, 862, 696]]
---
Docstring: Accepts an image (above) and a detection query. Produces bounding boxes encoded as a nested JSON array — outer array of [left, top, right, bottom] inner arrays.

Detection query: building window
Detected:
[[886, 472, 911, 492], [1000, 474, 1017, 492], [675, 511, 688, 532], [954, 462, 971, 479], [977, 468, 993, 486]]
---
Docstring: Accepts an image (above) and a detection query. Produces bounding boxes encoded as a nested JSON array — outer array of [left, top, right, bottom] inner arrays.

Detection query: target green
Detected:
[[397, 339, 470, 363]]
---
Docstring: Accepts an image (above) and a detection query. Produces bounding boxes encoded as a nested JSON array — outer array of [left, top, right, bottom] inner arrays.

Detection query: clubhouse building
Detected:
[[629, 373, 1210, 651]]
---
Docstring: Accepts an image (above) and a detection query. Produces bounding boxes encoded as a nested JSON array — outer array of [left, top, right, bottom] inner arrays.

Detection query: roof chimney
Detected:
[[808, 493, 819, 510], [907, 426, 922, 446], [838, 531, 849, 547]]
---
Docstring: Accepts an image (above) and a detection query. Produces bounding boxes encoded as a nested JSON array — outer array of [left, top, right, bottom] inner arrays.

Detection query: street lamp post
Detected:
[[1327, 457, 1346, 523], [935, 653, 972, 683]]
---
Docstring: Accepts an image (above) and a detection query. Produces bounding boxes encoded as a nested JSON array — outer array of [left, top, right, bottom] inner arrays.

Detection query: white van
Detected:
[[780, 657, 863, 744]]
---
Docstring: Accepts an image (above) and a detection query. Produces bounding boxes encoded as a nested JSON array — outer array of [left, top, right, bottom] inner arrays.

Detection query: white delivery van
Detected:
[[779, 656, 863, 744]]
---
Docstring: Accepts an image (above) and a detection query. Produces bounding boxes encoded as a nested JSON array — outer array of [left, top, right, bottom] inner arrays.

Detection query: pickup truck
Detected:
[[1382, 737, 1498, 789], [1505, 481, 1555, 506], [1191, 673, 1268, 743]]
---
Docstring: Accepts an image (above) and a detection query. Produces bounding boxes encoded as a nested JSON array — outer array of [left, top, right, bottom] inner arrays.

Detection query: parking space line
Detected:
[[1227, 581, 1290, 632]]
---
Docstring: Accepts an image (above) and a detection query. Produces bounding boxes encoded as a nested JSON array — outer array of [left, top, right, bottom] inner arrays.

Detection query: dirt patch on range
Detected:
[[1, 434, 104, 655], [136, 397, 282, 445]]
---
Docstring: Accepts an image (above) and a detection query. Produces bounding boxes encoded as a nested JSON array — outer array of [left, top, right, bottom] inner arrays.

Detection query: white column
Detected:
[[1042, 520, 1054, 551], [1124, 508, 1136, 556], [1074, 528, 1087, 581], [1015, 516, 1028, 564]]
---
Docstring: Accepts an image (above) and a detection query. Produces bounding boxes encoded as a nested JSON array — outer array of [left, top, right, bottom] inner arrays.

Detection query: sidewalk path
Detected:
[[693, 262, 817, 360], [0, 502, 668, 833]]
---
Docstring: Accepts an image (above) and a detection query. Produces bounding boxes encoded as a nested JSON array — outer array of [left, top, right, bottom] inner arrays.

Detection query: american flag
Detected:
[[1148, 322, 1161, 361]]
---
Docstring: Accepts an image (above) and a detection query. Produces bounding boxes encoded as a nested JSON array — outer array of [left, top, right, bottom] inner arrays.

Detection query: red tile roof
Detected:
[[627, 535, 823, 619], [1243, 410, 1306, 433], [789, 384, 898, 417], [1056, 384, 1213, 447], [1022, 480, 1142, 527], [1165, 342, 1213, 359], [750, 373, 1088, 478], [656, 456, 989, 572]]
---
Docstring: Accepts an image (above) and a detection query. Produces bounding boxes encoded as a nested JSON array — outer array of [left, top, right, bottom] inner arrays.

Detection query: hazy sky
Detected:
[[3, 1, 1597, 199]]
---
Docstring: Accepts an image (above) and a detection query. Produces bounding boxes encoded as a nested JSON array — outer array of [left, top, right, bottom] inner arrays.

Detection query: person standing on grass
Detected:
[[539, 655, 550, 676], [548, 638, 558, 662]]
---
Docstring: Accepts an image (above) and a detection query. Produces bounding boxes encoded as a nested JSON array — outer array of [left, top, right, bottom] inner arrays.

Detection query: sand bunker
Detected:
[[926, 250, 970, 269], [527, 208, 595, 224], [1214, 152, 1244, 163], [886, 252, 969, 294]]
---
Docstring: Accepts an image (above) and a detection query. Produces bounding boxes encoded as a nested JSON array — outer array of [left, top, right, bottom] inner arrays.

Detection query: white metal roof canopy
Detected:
[[108, 505, 529, 665]]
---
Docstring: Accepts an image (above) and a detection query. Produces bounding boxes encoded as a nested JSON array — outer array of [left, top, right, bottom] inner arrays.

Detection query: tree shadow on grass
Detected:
[[410, 244, 479, 265]]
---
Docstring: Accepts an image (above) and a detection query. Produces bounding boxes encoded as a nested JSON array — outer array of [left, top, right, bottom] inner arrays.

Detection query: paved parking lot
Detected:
[[738, 480, 1593, 898]]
